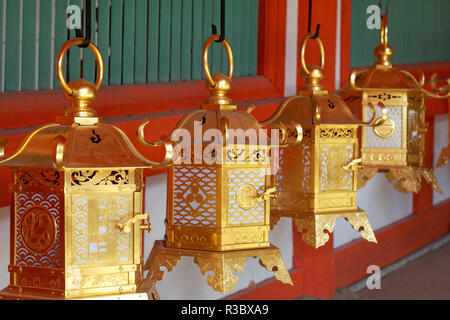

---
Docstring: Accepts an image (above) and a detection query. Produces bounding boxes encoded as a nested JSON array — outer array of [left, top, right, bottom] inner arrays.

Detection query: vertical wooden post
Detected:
[[412, 115, 434, 214], [292, 224, 335, 298]]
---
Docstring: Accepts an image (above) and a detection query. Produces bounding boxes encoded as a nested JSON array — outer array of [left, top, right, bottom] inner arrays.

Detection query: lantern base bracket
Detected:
[[358, 165, 442, 194], [270, 208, 377, 248], [144, 240, 293, 294], [0, 282, 158, 300]]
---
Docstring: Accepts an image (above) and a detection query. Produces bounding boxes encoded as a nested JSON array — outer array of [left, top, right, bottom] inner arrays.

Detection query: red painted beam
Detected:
[[0, 76, 281, 131], [225, 268, 303, 301]]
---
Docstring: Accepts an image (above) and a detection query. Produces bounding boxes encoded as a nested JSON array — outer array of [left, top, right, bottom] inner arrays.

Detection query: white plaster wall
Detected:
[[0, 206, 9, 290]]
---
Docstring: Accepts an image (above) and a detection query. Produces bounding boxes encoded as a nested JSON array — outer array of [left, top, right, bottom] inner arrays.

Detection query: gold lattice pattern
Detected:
[[276, 145, 311, 194], [365, 105, 402, 149], [319, 144, 354, 191], [227, 169, 266, 225], [407, 109, 422, 154], [15, 192, 62, 268], [172, 166, 217, 227], [71, 194, 132, 265]]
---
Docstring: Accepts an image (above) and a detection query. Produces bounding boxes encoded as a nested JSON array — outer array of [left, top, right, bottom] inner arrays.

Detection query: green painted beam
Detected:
[[122, 0, 135, 85], [5, 0, 21, 92], [147, 0, 160, 83], [98, 0, 110, 86], [54, 0, 69, 90], [135, 0, 148, 84], [110, 0, 124, 85], [350, 0, 450, 68], [21, 0, 37, 91]]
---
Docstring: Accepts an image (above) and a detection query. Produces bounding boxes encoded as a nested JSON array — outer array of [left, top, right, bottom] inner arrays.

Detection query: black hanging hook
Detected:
[[75, 0, 92, 48], [308, 0, 320, 39], [211, 0, 225, 42], [378, 0, 392, 17]]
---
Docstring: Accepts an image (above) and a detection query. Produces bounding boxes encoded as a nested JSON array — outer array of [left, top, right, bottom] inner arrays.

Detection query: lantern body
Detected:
[[268, 95, 361, 215], [165, 109, 272, 251], [2, 122, 150, 299], [341, 74, 426, 170]]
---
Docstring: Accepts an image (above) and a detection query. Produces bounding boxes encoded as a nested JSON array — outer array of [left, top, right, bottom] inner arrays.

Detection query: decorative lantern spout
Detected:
[[137, 119, 174, 170]]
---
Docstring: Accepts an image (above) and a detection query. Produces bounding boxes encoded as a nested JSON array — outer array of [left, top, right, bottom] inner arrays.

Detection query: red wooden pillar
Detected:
[[293, 0, 340, 299], [292, 225, 335, 298]]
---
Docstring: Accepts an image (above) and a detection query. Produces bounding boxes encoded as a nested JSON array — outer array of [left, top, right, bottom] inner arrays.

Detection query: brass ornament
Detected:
[[139, 35, 294, 293], [373, 117, 395, 138], [339, 14, 449, 193], [0, 38, 170, 300], [263, 33, 380, 248]]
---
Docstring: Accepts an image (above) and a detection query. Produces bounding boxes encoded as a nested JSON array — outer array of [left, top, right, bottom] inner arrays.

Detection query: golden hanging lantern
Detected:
[[0, 38, 171, 300], [338, 15, 450, 193], [262, 33, 383, 249], [433, 75, 450, 168], [141, 35, 295, 294]]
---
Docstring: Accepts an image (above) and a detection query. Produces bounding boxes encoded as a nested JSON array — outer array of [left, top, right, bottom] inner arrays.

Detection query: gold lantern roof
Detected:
[[0, 39, 169, 171], [0, 123, 151, 169], [265, 92, 370, 126], [172, 106, 266, 144]]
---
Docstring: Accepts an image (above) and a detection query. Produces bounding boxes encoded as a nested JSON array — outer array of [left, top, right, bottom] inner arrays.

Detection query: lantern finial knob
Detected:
[[299, 33, 327, 95], [374, 14, 393, 68], [202, 35, 235, 108], [56, 38, 104, 119]]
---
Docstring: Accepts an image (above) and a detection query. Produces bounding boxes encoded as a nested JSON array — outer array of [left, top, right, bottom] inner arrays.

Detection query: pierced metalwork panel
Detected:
[[407, 108, 423, 155], [70, 194, 132, 266], [172, 166, 217, 227], [71, 170, 129, 186], [319, 128, 355, 139], [225, 146, 269, 164], [276, 144, 312, 195], [15, 192, 63, 268], [226, 169, 266, 225], [15, 169, 62, 186], [364, 105, 403, 149], [319, 145, 354, 192]]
